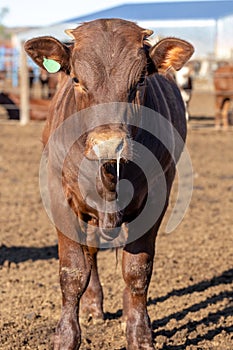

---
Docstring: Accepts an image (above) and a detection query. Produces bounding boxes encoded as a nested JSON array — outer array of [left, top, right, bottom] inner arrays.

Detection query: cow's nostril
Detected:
[[116, 140, 124, 154]]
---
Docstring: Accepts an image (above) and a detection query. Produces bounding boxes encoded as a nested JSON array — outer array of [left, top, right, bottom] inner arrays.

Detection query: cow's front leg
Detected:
[[122, 233, 156, 350], [54, 231, 91, 350]]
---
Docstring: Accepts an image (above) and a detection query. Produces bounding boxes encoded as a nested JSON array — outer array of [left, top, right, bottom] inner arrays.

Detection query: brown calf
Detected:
[[25, 18, 193, 350]]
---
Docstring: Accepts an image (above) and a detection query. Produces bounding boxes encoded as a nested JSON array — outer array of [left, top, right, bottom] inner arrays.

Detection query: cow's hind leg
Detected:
[[122, 232, 156, 350], [54, 231, 91, 350], [80, 246, 104, 323]]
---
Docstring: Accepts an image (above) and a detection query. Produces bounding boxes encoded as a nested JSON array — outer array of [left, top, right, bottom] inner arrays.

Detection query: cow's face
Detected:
[[25, 20, 193, 162], [26, 24, 193, 166]]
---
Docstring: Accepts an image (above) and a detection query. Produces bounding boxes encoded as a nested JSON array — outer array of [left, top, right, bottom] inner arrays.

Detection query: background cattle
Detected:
[[175, 65, 193, 120], [0, 92, 20, 120], [25, 18, 193, 350], [213, 64, 233, 129], [0, 91, 49, 120]]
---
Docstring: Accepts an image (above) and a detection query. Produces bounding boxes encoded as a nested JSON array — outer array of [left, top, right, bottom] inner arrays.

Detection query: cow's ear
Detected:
[[149, 38, 194, 73], [24, 36, 71, 74]]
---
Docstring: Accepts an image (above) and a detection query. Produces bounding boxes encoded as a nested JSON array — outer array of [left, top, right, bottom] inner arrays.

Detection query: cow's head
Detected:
[[25, 19, 193, 160]]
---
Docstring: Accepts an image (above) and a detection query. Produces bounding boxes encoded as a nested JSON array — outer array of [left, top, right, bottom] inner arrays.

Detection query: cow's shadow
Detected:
[[148, 268, 233, 306], [149, 268, 233, 349], [0, 244, 58, 265], [115, 268, 233, 350]]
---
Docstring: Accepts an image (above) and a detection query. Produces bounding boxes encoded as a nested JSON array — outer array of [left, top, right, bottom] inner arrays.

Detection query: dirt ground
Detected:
[[0, 111, 233, 349]]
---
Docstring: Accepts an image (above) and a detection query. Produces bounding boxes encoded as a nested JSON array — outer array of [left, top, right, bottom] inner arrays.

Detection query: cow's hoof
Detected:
[[80, 296, 104, 324], [80, 307, 104, 326], [80, 314, 104, 326], [53, 328, 81, 350]]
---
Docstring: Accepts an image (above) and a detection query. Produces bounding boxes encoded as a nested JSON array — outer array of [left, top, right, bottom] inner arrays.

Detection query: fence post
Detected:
[[19, 41, 29, 125]]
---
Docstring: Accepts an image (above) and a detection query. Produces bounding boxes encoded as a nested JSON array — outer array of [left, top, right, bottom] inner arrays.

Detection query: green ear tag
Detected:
[[43, 58, 61, 73]]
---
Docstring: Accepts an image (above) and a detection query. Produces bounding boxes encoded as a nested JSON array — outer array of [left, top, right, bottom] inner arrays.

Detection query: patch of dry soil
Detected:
[[0, 121, 232, 349]]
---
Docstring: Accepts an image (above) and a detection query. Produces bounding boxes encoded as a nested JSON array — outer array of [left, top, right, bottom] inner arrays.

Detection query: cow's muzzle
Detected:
[[93, 137, 124, 159], [85, 131, 129, 161]]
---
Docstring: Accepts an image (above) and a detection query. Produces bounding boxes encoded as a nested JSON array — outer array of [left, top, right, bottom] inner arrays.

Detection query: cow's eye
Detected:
[[138, 76, 145, 86], [137, 74, 146, 87], [72, 77, 79, 84]]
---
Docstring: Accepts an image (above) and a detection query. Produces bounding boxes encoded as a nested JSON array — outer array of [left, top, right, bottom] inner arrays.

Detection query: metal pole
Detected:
[[19, 41, 29, 125]]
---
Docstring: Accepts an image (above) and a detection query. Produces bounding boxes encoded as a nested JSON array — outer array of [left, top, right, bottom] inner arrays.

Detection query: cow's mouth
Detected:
[[98, 160, 125, 194]]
